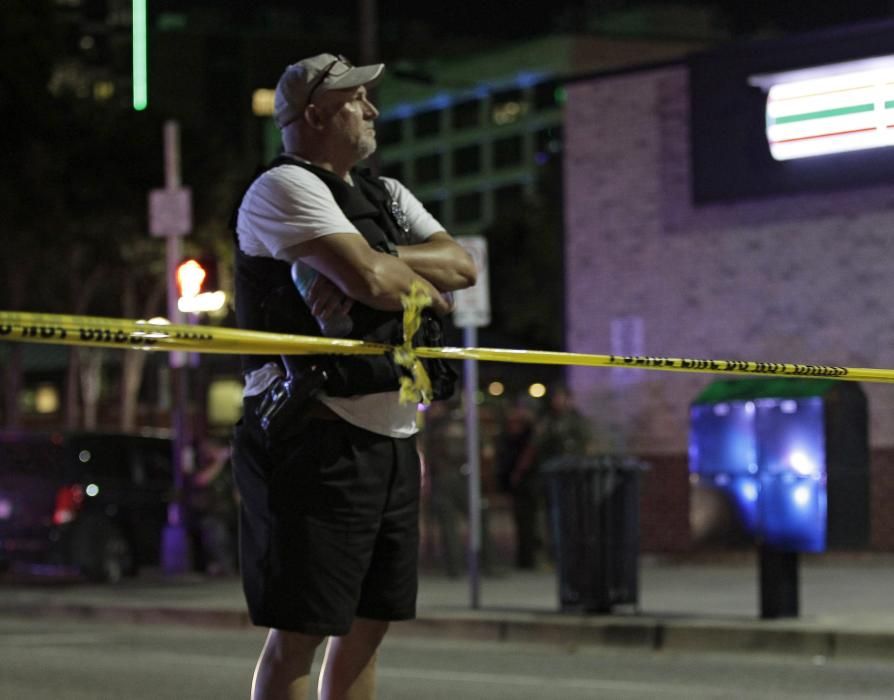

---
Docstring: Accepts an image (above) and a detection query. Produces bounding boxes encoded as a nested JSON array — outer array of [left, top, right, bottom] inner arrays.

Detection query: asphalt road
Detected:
[[3, 617, 894, 699]]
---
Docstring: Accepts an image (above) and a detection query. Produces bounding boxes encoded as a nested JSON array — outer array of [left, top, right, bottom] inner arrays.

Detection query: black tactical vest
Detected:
[[233, 156, 455, 399]]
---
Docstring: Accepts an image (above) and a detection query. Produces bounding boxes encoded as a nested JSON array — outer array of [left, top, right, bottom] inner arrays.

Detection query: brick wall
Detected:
[[565, 64, 894, 551]]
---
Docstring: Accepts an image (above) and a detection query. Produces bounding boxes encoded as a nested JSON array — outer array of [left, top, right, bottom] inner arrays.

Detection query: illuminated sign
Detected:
[[749, 55, 894, 161], [132, 0, 147, 110]]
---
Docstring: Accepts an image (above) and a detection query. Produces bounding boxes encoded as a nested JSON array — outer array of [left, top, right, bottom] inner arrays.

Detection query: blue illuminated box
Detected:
[[689, 379, 868, 552]]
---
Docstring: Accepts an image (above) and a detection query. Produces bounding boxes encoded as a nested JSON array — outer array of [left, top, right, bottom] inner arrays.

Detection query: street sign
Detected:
[[149, 187, 192, 237], [453, 235, 491, 328]]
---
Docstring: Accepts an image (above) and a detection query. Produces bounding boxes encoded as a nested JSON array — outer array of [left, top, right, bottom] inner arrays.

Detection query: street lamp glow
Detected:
[[528, 382, 547, 399]]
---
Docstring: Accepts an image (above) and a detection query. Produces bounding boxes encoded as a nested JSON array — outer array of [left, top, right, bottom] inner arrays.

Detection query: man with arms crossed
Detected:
[[232, 53, 476, 700]]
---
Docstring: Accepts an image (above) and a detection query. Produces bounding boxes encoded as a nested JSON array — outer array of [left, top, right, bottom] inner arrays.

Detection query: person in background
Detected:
[[497, 399, 539, 569], [418, 398, 466, 578], [536, 384, 592, 465], [188, 438, 237, 577], [534, 384, 593, 562]]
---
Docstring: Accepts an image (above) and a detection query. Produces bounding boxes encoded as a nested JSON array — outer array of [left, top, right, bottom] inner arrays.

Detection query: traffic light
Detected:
[[176, 259, 206, 299], [176, 257, 225, 313]]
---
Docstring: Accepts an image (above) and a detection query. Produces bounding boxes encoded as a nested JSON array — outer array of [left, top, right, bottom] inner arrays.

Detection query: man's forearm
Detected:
[[351, 250, 452, 315], [293, 232, 459, 316], [294, 233, 451, 315], [395, 234, 477, 292]]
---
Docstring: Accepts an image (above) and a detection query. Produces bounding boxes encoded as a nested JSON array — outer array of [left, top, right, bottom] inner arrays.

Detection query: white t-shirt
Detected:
[[236, 162, 444, 438]]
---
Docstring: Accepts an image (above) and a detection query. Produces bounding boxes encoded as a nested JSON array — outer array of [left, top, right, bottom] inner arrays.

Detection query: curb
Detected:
[[4, 602, 894, 660], [400, 611, 894, 660], [0, 602, 253, 629]]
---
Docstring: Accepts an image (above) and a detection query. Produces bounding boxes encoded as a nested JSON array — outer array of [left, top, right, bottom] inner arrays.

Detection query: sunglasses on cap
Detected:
[[306, 54, 353, 106]]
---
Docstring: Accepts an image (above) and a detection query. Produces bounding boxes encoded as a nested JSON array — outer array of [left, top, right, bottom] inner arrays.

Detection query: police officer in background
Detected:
[[231, 53, 476, 700]]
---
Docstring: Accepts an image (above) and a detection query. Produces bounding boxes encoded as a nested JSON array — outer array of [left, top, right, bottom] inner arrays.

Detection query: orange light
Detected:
[[176, 259, 206, 298]]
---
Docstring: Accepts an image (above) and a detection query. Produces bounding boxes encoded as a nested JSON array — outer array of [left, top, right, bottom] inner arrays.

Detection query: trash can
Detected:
[[543, 455, 648, 613]]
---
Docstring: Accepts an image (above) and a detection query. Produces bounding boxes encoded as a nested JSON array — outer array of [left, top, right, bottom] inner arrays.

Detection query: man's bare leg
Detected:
[[251, 628, 325, 700], [317, 618, 390, 700]]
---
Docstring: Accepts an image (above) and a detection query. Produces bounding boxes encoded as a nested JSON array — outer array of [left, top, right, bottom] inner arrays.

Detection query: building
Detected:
[[564, 19, 894, 551], [49, 0, 134, 107]]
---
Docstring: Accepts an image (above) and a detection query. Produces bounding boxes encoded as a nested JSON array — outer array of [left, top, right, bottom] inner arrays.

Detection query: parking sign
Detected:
[[453, 236, 491, 328]]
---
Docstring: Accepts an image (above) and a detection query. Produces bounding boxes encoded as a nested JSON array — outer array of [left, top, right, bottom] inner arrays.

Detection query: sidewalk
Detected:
[[3, 553, 894, 659]]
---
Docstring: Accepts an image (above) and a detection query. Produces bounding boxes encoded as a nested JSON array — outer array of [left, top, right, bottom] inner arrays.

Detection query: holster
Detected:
[[418, 311, 458, 401], [255, 356, 328, 443]]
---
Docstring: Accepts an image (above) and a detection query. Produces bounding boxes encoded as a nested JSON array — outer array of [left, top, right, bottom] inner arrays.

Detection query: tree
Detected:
[[0, 1, 170, 429], [0, 0, 68, 426], [0, 2, 264, 432]]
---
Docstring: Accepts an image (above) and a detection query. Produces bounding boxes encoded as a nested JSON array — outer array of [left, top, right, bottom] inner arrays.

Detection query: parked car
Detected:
[[0, 431, 174, 582]]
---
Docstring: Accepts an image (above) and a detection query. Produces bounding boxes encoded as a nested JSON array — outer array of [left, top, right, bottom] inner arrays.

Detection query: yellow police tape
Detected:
[[4, 295, 894, 395], [393, 283, 434, 404]]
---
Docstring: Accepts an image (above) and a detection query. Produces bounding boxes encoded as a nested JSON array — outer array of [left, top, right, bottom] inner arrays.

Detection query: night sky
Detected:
[[382, 0, 894, 37], [152, 0, 894, 40]]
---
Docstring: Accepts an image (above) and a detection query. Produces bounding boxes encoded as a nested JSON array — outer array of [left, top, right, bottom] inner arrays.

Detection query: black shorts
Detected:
[[232, 397, 420, 636]]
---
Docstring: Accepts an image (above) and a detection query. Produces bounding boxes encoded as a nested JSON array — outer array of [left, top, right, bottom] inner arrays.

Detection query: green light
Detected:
[[132, 0, 147, 110], [554, 87, 567, 105]]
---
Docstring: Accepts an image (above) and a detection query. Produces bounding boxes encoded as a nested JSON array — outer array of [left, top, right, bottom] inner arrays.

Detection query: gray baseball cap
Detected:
[[273, 53, 384, 129]]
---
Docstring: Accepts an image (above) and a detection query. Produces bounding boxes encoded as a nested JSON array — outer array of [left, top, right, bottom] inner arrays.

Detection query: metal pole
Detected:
[[161, 120, 192, 575], [358, 0, 378, 65], [358, 0, 380, 171], [464, 325, 481, 608], [758, 544, 800, 619]]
